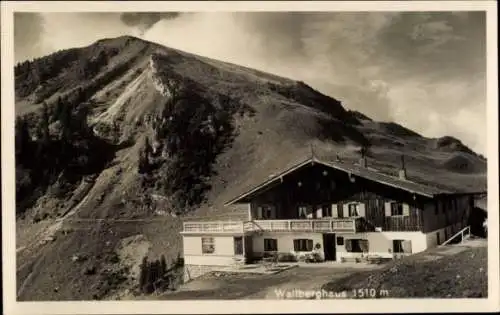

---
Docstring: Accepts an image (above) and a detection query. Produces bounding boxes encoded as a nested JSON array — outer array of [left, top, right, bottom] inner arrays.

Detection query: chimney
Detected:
[[399, 155, 407, 180], [359, 147, 368, 168]]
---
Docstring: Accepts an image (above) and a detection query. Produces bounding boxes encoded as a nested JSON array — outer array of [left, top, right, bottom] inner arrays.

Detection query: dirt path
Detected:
[[159, 267, 363, 300], [16, 181, 95, 256], [249, 267, 362, 299]]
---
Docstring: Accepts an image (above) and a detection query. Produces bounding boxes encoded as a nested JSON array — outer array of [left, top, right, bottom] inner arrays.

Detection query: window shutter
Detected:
[[345, 239, 353, 252], [384, 202, 392, 217], [343, 203, 349, 217], [402, 240, 412, 253], [298, 206, 306, 218], [332, 204, 338, 218], [403, 203, 410, 216], [307, 239, 313, 251], [293, 239, 299, 251], [358, 203, 366, 217], [316, 207, 323, 218], [257, 207, 263, 219]]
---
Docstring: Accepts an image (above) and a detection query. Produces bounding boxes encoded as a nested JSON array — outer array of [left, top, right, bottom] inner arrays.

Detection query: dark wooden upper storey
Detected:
[[224, 156, 484, 233]]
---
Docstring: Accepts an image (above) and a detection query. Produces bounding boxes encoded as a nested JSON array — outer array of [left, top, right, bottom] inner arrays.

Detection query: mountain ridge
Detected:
[[14, 35, 486, 300]]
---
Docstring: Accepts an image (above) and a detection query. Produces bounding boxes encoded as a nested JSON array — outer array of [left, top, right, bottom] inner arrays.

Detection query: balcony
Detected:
[[182, 218, 359, 234], [248, 219, 357, 233]]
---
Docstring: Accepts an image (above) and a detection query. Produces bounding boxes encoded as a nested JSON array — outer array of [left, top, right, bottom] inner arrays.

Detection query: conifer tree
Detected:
[[160, 254, 167, 276], [15, 117, 31, 159], [59, 101, 73, 142], [139, 256, 149, 292], [138, 136, 152, 174], [54, 97, 63, 122], [40, 102, 51, 144]]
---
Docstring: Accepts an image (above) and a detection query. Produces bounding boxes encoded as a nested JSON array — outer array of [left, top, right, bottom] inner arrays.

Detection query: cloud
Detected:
[[119, 12, 182, 35], [14, 13, 45, 62]]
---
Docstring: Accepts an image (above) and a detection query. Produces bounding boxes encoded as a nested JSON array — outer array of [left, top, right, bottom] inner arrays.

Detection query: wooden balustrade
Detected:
[[183, 218, 358, 233]]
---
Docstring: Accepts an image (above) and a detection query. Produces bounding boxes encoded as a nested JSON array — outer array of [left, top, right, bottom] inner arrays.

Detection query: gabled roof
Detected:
[[224, 156, 459, 205]]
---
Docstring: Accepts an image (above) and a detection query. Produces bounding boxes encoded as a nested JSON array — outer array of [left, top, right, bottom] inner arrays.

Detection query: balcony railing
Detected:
[[249, 219, 357, 233], [182, 221, 245, 233], [183, 218, 358, 234]]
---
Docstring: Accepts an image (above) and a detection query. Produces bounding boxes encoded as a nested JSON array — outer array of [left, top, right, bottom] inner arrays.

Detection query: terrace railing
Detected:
[[440, 226, 471, 246]]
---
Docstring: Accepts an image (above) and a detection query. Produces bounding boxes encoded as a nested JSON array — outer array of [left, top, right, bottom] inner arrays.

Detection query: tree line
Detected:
[[136, 62, 239, 213], [15, 95, 116, 215], [138, 254, 184, 294]]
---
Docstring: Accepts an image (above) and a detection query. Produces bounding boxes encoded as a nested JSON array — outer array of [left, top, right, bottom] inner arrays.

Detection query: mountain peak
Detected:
[[93, 35, 155, 47]]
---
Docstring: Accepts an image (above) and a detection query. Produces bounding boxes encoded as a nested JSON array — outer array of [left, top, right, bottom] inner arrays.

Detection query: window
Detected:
[[348, 203, 359, 217], [234, 237, 243, 255], [259, 205, 275, 219], [345, 239, 368, 253], [264, 238, 278, 252], [337, 204, 344, 218], [391, 202, 403, 216], [202, 237, 215, 254], [321, 204, 332, 217], [385, 201, 408, 217], [293, 239, 313, 252], [298, 206, 309, 219], [392, 239, 412, 253], [336, 236, 344, 246], [393, 240, 404, 253]]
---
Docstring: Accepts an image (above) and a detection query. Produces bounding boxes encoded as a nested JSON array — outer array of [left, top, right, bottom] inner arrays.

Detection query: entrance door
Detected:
[[322, 233, 336, 261], [234, 236, 243, 255]]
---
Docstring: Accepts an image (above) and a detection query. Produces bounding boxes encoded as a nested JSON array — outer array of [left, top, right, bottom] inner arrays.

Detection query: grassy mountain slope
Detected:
[[14, 36, 487, 300]]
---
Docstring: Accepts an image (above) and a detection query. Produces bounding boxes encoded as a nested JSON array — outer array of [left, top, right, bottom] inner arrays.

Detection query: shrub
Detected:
[[277, 252, 297, 263], [94, 266, 129, 299], [107, 252, 120, 264]]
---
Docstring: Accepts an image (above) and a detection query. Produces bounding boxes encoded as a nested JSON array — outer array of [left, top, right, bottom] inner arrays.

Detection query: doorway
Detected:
[[234, 236, 243, 255], [322, 233, 336, 261]]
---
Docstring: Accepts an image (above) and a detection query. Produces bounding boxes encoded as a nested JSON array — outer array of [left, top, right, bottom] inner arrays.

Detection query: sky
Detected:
[[14, 11, 487, 155]]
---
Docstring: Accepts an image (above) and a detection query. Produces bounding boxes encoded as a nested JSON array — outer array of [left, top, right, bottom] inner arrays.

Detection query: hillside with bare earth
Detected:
[[14, 35, 486, 300]]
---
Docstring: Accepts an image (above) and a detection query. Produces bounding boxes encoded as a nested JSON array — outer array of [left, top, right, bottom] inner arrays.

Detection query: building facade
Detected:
[[181, 156, 482, 281]]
